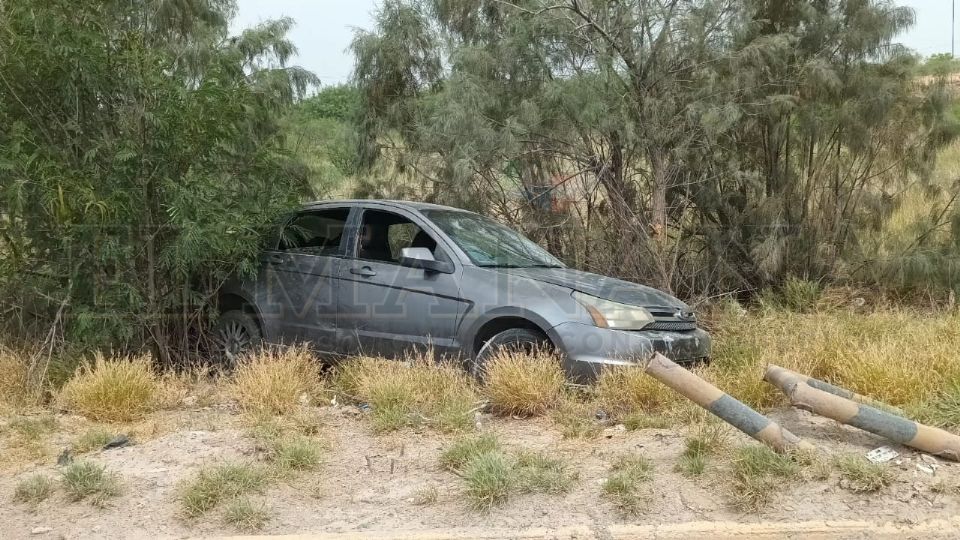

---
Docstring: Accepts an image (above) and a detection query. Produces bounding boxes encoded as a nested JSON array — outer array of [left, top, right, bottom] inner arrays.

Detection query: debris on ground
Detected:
[[866, 446, 898, 464], [103, 435, 130, 450]]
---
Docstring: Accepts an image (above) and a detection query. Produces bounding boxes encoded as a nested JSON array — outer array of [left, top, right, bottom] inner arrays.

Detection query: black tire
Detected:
[[472, 327, 551, 378], [212, 310, 262, 369]]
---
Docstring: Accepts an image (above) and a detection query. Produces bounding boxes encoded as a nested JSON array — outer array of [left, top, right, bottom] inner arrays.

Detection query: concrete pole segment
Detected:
[[765, 365, 960, 461], [767, 365, 904, 415], [643, 353, 815, 453]]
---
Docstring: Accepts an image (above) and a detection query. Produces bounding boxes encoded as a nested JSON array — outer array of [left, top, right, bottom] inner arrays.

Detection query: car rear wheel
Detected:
[[213, 310, 262, 369], [472, 327, 551, 378]]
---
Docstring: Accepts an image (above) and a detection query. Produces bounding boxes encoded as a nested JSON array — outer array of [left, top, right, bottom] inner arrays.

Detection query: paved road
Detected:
[[208, 515, 960, 539]]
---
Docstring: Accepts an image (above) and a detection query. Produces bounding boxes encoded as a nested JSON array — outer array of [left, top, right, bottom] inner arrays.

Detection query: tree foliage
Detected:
[[283, 85, 362, 196], [352, 0, 959, 295], [0, 0, 316, 360]]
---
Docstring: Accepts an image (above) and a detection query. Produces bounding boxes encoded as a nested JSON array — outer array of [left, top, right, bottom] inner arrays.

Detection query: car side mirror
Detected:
[[399, 247, 454, 274]]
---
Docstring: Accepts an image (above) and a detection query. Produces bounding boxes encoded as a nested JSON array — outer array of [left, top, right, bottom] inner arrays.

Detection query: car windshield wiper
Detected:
[[526, 263, 564, 268]]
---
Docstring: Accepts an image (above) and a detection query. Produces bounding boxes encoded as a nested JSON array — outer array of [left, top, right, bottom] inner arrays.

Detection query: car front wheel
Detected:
[[472, 327, 551, 378]]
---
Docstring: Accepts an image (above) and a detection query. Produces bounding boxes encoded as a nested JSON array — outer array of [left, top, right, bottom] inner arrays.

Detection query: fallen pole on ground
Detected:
[[767, 365, 905, 415], [764, 364, 960, 461], [643, 353, 815, 453]]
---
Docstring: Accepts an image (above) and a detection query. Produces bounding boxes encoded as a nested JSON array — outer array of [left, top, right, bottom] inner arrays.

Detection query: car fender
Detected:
[[455, 266, 594, 356]]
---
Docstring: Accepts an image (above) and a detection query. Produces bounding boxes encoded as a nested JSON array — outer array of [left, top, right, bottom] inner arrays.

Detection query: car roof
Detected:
[[301, 199, 475, 214]]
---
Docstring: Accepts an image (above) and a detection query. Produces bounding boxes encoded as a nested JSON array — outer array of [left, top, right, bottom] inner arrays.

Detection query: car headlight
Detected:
[[572, 291, 655, 330]]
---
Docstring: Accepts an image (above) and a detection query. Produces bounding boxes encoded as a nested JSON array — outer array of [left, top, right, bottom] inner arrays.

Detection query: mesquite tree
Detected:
[[352, 0, 957, 296], [0, 0, 316, 361]]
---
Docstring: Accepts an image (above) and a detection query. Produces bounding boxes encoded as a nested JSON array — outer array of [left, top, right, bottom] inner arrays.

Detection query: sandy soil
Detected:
[[1, 405, 958, 539]]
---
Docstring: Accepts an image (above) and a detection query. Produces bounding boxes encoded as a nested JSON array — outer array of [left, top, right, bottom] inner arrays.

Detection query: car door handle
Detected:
[[266, 253, 286, 265], [350, 266, 377, 277]]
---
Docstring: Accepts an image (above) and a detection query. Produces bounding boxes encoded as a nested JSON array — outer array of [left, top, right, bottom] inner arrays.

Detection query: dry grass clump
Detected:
[[463, 451, 513, 511], [602, 454, 654, 515], [8, 414, 58, 440], [179, 462, 268, 517], [247, 408, 324, 443], [439, 434, 577, 511], [230, 345, 322, 415], [551, 398, 603, 438], [912, 381, 960, 429], [223, 498, 270, 531], [674, 422, 727, 477], [703, 311, 805, 410], [729, 445, 800, 511], [61, 461, 122, 506], [245, 413, 326, 480], [460, 450, 577, 511], [595, 366, 683, 418], [58, 352, 160, 422], [706, 307, 960, 411], [439, 433, 500, 471], [758, 276, 823, 313], [72, 427, 116, 453], [514, 451, 578, 494], [331, 355, 477, 433], [1, 415, 58, 465], [156, 364, 226, 409], [796, 311, 960, 407], [13, 474, 55, 505], [0, 347, 44, 412], [267, 435, 323, 473], [438, 434, 510, 510], [834, 455, 894, 493], [412, 485, 439, 505], [482, 349, 565, 416], [621, 411, 673, 430]]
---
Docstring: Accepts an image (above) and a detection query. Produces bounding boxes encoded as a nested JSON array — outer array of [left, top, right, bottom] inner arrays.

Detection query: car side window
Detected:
[[356, 209, 448, 264], [278, 208, 350, 256]]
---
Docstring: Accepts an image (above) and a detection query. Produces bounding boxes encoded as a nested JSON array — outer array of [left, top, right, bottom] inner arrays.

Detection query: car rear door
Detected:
[[266, 206, 351, 354], [335, 205, 468, 358]]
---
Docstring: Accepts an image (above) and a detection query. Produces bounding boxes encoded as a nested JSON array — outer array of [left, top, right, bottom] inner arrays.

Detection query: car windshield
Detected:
[[422, 210, 564, 268]]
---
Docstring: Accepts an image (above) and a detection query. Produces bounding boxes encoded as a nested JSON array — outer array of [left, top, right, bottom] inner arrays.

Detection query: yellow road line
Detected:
[[207, 515, 960, 540]]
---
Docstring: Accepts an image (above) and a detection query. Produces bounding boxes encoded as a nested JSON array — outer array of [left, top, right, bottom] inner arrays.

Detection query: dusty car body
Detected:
[[216, 199, 710, 380]]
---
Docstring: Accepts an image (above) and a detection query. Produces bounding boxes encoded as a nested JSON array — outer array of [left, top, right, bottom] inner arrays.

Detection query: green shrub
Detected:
[[602, 455, 653, 515], [223, 498, 270, 531], [439, 434, 500, 472], [179, 462, 267, 517], [730, 446, 799, 511], [463, 451, 513, 510], [514, 452, 577, 494], [61, 461, 121, 505], [834, 455, 894, 493]]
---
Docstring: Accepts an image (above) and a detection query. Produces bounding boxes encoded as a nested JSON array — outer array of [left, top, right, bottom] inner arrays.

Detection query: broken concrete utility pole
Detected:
[[643, 353, 815, 453], [766, 365, 905, 415], [765, 365, 960, 461]]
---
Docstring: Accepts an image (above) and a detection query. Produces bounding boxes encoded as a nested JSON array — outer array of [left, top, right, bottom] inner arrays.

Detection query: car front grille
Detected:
[[645, 320, 698, 331]]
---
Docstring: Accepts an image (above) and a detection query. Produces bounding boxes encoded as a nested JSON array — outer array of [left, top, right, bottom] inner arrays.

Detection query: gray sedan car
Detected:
[[216, 199, 710, 380]]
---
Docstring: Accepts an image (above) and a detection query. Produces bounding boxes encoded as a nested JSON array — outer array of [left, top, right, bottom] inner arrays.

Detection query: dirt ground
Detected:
[[1, 404, 959, 539]]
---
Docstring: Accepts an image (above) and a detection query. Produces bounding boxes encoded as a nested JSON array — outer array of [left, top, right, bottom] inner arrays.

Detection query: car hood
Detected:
[[492, 267, 688, 310]]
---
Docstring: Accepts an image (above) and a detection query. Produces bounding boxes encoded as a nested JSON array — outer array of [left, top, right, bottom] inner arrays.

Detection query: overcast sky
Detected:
[[232, 0, 956, 87]]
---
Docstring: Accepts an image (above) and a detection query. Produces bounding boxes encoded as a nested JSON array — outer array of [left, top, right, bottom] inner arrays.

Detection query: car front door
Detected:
[[336, 206, 467, 358], [264, 207, 351, 354]]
